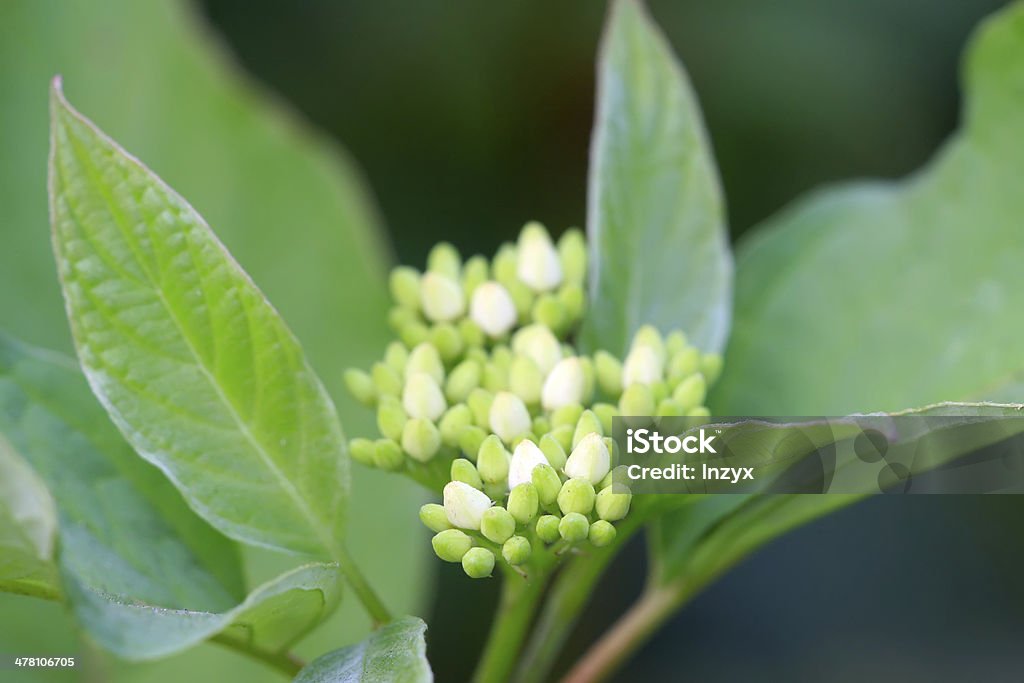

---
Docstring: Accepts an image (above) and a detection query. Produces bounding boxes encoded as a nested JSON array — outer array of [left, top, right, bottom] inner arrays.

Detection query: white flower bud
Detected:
[[541, 357, 586, 411], [470, 281, 517, 337], [403, 372, 447, 421], [622, 345, 663, 387], [443, 480, 492, 530], [420, 271, 465, 322], [508, 440, 550, 489], [516, 222, 563, 292], [489, 391, 532, 443], [512, 324, 562, 375], [564, 432, 610, 485]]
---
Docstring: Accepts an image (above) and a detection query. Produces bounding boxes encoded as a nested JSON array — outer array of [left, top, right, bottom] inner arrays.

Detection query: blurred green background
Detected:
[[3, 0, 1024, 681]]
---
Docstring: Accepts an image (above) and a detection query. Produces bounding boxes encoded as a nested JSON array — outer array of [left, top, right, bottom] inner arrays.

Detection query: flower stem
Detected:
[[472, 562, 553, 683], [210, 634, 306, 677], [560, 582, 687, 683], [336, 545, 394, 626]]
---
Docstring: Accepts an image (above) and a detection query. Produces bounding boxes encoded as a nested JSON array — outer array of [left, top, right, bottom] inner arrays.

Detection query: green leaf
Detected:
[[714, 2, 1024, 416], [581, 0, 732, 356], [295, 617, 432, 683], [0, 333, 342, 660], [49, 83, 349, 559], [0, 434, 60, 600], [651, 402, 1024, 585]]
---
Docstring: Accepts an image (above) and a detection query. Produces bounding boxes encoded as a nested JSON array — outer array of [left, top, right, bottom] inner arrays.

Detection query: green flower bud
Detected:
[[579, 356, 596, 404], [656, 398, 684, 416], [531, 464, 562, 506], [508, 482, 539, 524], [462, 255, 490, 297], [373, 438, 405, 471], [383, 341, 409, 372], [432, 529, 473, 563], [349, 437, 376, 466], [399, 321, 431, 348], [376, 396, 407, 441], [458, 321, 485, 350], [540, 357, 585, 411], [502, 535, 532, 566], [420, 271, 465, 323], [388, 305, 417, 331], [430, 323, 464, 363], [402, 418, 441, 462], [470, 281, 517, 338], [687, 406, 711, 418], [622, 345, 663, 387], [532, 416, 551, 439], [700, 353, 724, 385], [632, 325, 666, 362], [481, 506, 516, 544], [651, 380, 669, 403], [536, 514, 562, 543], [603, 437, 617, 467], [508, 440, 550, 489], [557, 227, 587, 286], [491, 345, 513, 369], [557, 478, 596, 515], [451, 457, 484, 490], [517, 221, 562, 292], [462, 547, 495, 578], [598, 465, 628, 491], [667, 346, 700, 384], [405, 343, 444, 384], [539, 434, 568, 470], [420, 503, 452, 533], [595, 485, 632, 522], [439, 404, 473, 448], [592, 403, 616, 435], [559, 512, 589, 542], [594, 351, 624, 398], [589, 520, 617, 547], [512, 323, 562, 375], [489, 391, 532, 443], [427, 241, 461, 279], [532, 293, 567, 334], [403, 372, 447, 421], [492, 243, 518, 283], [477, 435, 511, 484], [557, 282, 586, 323], [565, 432, 611, 485], [482, 362, 509, 393], [458, 425, 487, 461], [672, 374, 707, 412], [550, 424, 574, 453], [343, 369, 376, 407], [506, 280, 535, 321], [619, 383, 655, 416], [551, 403, 584, 429], [467, 388, 494, 429], [372, 362, 403, 398], [389, 266, 421, 311], [444, 361, 479, 404], [665, 330, 688, 356], [443, 480, 493, 530], [509, 354, 544, 405], [572, 410, 604, 449]]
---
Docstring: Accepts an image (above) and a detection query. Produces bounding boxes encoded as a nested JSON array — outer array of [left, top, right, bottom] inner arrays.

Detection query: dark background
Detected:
[[198, 2, 1024, 681]]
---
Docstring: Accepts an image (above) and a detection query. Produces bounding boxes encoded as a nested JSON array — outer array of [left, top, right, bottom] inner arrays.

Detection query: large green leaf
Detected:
[[0, 434, 59, 600], [295, 617, 432, 683], [0, 334, 342, 660], [581, 0, 732, 356], [714, 2, 1024, 416], [49, 83, 349, 559]]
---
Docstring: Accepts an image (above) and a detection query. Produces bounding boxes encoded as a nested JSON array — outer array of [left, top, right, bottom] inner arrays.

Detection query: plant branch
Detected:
[[336, 545, 394, 626], [560, 582, 687, 683], [210, 634, 306, 677]]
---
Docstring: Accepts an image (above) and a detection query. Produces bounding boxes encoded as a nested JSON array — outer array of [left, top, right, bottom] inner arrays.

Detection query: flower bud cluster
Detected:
[[344, 222, 723, 579]]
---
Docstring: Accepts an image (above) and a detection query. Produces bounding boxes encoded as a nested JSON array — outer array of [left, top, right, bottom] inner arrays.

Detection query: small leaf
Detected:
[[49, 83, 348, 558], [0, 434, 60, 600], [581, 0, 732, 356], [295, 616, 432, 683]]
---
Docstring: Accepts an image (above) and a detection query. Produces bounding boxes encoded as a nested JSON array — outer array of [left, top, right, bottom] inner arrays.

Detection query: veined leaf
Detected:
[[0, 334, 341, 659], [49, 83, 348, 558], [581, 0, 732, 356], [295, 617, 432, 683], [0, 434, 59, 600]]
